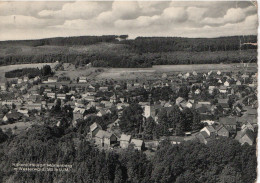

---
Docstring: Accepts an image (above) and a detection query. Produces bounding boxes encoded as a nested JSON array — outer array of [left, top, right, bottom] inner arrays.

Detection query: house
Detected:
[[236, 80, 242, 86], [218, 79, 223, 84], [85, 96, 96, 102], [73, 107, 86, 123], [218, 99, 230, 110], [44, 88, 52, 93], [162, 73, 167, 79], [97, 109, 107, 117], [198, 101, 211, 105], [120, 134, 132, 149], [195, 131, 210, 144], [47, 103, 55, 110], [144, 105, 156, 119], [107, 119, 120, 131], [201, 120, 215, 126], [219, 86, 227, 93], [219, 117, 237, 133], [164, 102, 173, 108], [195, 89, 201, 95], [186, 101, 193, 108], [89, 122, 102, 138], [17, 109, 29, 116], [246, 108, 257, 118], [235, 129, 255, 145], [47, 93, 56, 99], [57, 94, 66, 100], [0, 83, 6, 91], [79, 77, 87, 83], [176, 97, 185, 106], [117, 103, 129, 110], [101, 101, 113, 108], [95, 130, 117, 148], [99, 86, 109, 92], [17, 79, 23, 84], [200, 126, 216, 136], [144, 140, 159, 150], [47, 77, 58, 83], [208, 86, 216, 94], [110, 94, 117, 103], [215, 125, 230, 137], [23, 77, 29, 82], [241, 121, 255, 132], [195, 104, 212, 120], [224, 81, 230, 87], [3, 111, 23, 122], [130, 139, 145, 150], [27, 102, 42, 111], [241, 74, 249, 79], [34, 76, 40, 81]]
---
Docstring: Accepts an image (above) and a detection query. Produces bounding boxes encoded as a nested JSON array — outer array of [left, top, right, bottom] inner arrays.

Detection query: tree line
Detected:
[[5, 65, 53, 78], [123, 36, 257, 53], [0, 35, 257, 68]]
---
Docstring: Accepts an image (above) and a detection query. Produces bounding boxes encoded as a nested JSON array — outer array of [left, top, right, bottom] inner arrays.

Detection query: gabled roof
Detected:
[[215, 124, 229, 132], [246, 108, 257, 115], [73, 107, 86, 114], [176, 97, 185, 104], [195, 104, 211, 113], [200, 131, 210, 138], [218, 99, 228, 104], [219, 86, 227, 90], [242, 129, 255, 141], [208, 86, 216, 90], [120, 134, 131, 142], [95, 130, 114, 139], [6, 111, 23, 119], [130, 139, 144, 147], [219, 117, 237, 125], [235, 129, 254, 141], [205, 125, 216, 133], [90, 122, 101, 132], [98, 109, 107, 115]]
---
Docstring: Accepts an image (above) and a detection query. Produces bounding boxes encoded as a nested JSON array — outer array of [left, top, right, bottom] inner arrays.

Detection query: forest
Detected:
[[0, 102, 257, 183], [0, 35, 257, 68], [0, 124, 256, 183]]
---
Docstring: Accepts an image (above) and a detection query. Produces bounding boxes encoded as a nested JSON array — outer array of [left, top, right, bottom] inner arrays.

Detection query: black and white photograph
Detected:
[[0, 1, 258, 182]]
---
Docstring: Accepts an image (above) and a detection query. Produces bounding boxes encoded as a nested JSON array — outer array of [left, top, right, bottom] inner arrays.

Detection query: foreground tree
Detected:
[[119, 103, 143, 133]]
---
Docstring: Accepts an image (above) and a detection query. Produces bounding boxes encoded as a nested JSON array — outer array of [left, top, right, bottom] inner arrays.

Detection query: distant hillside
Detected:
[[0, 35, 257, 68], [124, 36, 257, 52]]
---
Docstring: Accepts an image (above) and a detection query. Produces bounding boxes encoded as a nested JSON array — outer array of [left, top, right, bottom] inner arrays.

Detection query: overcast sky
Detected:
[[0, 1, 258, 40]]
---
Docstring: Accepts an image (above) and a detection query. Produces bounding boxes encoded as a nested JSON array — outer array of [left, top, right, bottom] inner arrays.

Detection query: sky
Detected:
[[0, 1, 258, 40]]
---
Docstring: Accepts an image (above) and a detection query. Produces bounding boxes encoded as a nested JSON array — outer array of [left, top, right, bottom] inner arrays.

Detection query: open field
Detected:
[[0, 62, 257, 82], [55, 67, 105, 81], [96, 63, 258, 80]]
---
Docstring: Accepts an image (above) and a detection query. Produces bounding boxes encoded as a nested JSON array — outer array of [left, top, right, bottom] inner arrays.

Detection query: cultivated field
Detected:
[[0, 62, 257, 82], [96, 63, 258, 80]]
